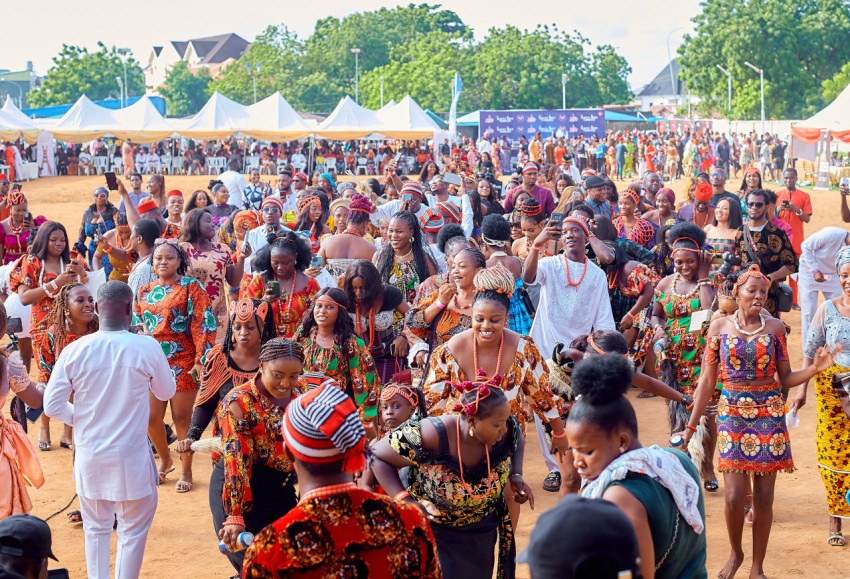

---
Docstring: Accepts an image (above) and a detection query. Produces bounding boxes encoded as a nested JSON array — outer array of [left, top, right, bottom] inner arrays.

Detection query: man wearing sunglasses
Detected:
[[734, 189, 798, 316], [708, 167, 739, 208]]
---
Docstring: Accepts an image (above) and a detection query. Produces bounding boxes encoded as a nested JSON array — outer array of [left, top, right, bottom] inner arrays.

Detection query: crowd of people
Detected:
[[0, 128, 847, 579]]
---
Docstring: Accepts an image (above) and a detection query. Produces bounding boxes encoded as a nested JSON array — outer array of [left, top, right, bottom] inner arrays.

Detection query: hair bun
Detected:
[[571, 356, 633, 404], [474, 264, 515, 296]]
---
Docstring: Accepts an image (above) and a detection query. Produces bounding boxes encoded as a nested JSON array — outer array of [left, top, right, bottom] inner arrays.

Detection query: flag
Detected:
[[448, 73, 462, 139]]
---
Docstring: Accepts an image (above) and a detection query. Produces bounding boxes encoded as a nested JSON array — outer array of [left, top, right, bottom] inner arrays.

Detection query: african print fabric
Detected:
[[653, 288, 706, 396], [243, 275, 319, 338], [613, 216, 656, 249], [734, 222, 798, 316], [814, 366, 850, 518]]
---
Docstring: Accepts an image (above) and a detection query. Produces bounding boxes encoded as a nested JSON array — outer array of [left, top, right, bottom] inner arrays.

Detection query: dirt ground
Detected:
[[7, 173, 850, 578]]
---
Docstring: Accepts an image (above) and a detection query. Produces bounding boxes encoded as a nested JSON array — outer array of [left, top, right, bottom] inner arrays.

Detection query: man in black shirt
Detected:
[[709, 167, 739, 208]]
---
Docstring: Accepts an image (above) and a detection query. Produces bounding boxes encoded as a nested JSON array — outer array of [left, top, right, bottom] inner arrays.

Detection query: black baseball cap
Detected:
[[0, 514, 57, 561], [517, 495, 641, 579], [584, 175, 607, 190]]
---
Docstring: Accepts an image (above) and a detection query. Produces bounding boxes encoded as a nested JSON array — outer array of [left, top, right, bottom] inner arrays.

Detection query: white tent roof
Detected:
[[0, 97, 40, 143], [180, 92, 250, 140], [794, 84, 850, 131], [108, 96, 179, 143], [49, 95, 120, 143], [378, 99, 397, 111], [375, 95, 440, 138], [243, 92, 312, 141], [2, 97, 37, 127], [316, 96, 386, 139]]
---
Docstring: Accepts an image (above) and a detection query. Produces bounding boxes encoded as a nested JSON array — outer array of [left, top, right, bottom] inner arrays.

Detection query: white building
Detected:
[[637, 59, 684, 111], [144, 33, 250, 94]]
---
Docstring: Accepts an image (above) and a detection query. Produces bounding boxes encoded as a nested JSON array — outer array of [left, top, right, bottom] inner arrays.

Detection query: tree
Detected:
[[590, 45, 633, 105], [27, 42, 144, 107], [678, 0, 850, 119], [158, 62, 211, 116]]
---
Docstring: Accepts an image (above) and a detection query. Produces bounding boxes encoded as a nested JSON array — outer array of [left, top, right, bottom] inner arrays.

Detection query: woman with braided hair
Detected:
[[243, 230, 318, 339], [373, 210, 438, 306], [512, 197, 561, 261], [293, 194, 330, 253], [373, 378, 531, 579], [683, 265, 840, 579], [210, 338, 310, 573], [35, 283, 98, 452], [175, 298, 276, 493], [479, 214, 532, 335]]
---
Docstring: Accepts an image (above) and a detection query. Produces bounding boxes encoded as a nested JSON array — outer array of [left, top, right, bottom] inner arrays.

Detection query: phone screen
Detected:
[[310, 255, 323, 268], [105, 172, 118, 191], [268, 281, 281, 297]]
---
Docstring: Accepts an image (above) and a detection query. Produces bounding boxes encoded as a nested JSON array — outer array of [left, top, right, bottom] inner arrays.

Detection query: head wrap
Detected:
[[297, 195, 321, 214], [694, 182, 713, 203], [166, 189, 183, 199], [281, 383, 367, 473], [581, 169, 598, 178], [657, 187, 676, 204], [520, 198, 543, 217], [137, 199, 158, 214], [338, 181, 356, 193], [348, 194, 373, 215], [619, 189, 640, 206], [563, 215, 590, 237], [329, 198, 350, 216], [293, 171, 308, 182], [519, 161, 539, 175], [733, 264, 770, 297], [746, 167, 761, 176], [93, 186, 108, 197], [262, 197, 284, 214], [233, 210, 261, 231], [7, 191, 26, 206], [419, 208, 445, 232], [836, 245, 850, 272], [437, 200, 462, 224], [400, 182, 425, 199], [318, 172, 336, 189], [0, 174, 7, 181]]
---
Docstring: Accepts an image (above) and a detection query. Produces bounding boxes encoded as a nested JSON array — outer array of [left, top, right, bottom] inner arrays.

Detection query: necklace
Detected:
[[278, 273, 298, 323], [452, 292, 472, 310], [342, 228, 363, 237], [394, 247, 414, 261], [455, 418, 494, 500], [355, 304, 376, 349], [733, 312, 766, 336], [564, 254, 588, 290], [671, 272, 699, 298], [8, 219, 25, 235], [299, 482, 357, 504], [472, 332, 504, 383]]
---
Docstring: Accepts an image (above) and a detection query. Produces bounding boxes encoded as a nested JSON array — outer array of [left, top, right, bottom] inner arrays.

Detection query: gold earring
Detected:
[[411, 237, 415, 244], [64, 309, 71, 318]]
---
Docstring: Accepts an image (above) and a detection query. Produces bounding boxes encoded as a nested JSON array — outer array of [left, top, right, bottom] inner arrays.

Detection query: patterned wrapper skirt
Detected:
[[815, 366, 850, 518], [716, 380, 794, 475]]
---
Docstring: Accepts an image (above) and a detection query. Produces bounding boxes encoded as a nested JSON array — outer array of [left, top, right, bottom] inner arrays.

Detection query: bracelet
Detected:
[[509, 473, 524, 481], [49, 280, 59, 292], [41, 283, 57, 298], [623, 312, 634, 321], [551, 429, 568, 439], [224, 515, 245, 527], [685, 424, 698, 433], [812, 269, 821, 275], [393, 490, 410, 502], [681, 394, 694, 409], [435, 300, 447, 309], [531, 244, 542, 252], [104, 243, 114, 254]]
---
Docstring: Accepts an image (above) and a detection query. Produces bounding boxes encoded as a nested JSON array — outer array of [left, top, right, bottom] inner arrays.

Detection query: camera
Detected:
[[718, 252, 742, 278]]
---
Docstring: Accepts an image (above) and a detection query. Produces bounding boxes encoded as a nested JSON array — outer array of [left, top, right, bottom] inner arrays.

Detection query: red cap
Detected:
[[166, 189, 183, 199], [137, 199, 159, 214]]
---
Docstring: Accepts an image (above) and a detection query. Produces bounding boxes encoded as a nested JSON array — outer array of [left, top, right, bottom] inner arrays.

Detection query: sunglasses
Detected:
[[154, 238, 179, 246], [746, 202, 765, 209], [510, 222, 521, 228]]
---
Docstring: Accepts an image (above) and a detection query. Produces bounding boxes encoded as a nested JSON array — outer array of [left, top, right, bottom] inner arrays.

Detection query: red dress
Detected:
[[243, 275, 319, 338]]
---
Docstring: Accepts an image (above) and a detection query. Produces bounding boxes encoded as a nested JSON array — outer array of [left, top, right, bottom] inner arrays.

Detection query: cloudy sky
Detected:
[[7, 0, 703, 94]]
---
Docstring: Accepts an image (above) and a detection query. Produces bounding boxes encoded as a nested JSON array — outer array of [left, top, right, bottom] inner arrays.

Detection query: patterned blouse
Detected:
[[242, 488, 441, 579], [10, 256, 89, 340], [133, 276, 216, 391], [613, 216, 656, 249], [706, 332, 789, 383], [294, 328, 381, 420], [180, 241, 234, 325], [734, 223, 798, 316], [37, 327, 90, 384], [407, 290, 472, 353], [217, 378, 303, 520], [423, 335, 562, 434], [243, 275, 319, 338]]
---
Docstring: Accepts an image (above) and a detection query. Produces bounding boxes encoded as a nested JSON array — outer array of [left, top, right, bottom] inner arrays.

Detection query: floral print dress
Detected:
[[653, 286, 707, 397], [243, 275, 319, 338], [180, 241, 234, 329], [133, 276, 216, 392]]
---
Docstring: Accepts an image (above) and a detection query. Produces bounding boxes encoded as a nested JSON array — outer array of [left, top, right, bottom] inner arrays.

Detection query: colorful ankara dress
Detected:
[[735, 223, 798, 316], [133, 276, 216, 391], [613, 216, 656, 250], [423, 336, 562, 436], [242, 486, 441, 579], [804, 300, 850, 518], [243, 275, 319, 338], [180, 241, 234, 330], [37, 327, 89, 385], [213, 377, 302, 572], [508, 278, 533, 335], [349, 285, 407, 384], [653, 283, 708, 397], [391, 415, 521, 579], [707, 329, 794, 474], [294, 328, 380, 421], [407, 291, 472, 366], [608, 263, 660, 327], [2, 226, 29, 266], [386, 260, 421, 325]]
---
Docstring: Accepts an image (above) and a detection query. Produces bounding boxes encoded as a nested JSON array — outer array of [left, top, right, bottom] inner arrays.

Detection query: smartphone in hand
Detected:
[[268, 280, 281, 297], [105, 172, 118, 191]]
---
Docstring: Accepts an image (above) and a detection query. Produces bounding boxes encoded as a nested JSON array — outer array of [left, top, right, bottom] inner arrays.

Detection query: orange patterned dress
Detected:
[[422, 335, 563, 435], [243, 275, 319, 338]]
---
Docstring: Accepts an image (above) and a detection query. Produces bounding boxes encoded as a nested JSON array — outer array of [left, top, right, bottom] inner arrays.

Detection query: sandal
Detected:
[[67, 510, 82, 524], [157, 465, 175, 484], [175, 479, 193, 493], [38, 440, 51, 451], [703, 480, 719, 493], [637, 390, 657, 399], [543, 471, 561, 493], [828, 531, 846, 547], [745, 508, 754, 524], [59, 442, 73, 450]]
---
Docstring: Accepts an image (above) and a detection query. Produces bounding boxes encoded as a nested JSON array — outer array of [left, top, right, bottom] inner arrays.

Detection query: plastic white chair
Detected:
[[172, 156, 184, 175], [206, 157, 226, 175], [245, 156, 260, 172], [93, 156, 109, 175], [356, 157, 368, 175]]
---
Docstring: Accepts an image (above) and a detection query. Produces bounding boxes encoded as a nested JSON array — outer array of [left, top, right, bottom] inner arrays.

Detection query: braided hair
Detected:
[[375, 211, 435, 285], [253, 231, 312, 279], [40, 282, 99, 351], [456, 247, 486, 270], [299, 287, 356, 347], [260, 337, 306, 364], [473, 264, 515, 312], [222, 298, 277, 358]]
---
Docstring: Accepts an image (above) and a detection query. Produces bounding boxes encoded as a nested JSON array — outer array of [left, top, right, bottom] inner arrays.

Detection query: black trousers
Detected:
[[209, 460, 297, 572]]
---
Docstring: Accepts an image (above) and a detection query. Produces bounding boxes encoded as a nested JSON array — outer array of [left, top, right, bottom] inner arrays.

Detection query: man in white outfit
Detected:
[[798, 226, 850, 340], [44, 281, 176, 579]]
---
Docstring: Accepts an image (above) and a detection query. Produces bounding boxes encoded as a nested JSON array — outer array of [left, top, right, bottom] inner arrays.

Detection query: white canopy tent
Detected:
[[792, 83, 850, 143], [316, 96, 387, 139], [111, 96, 179, 143], [0, 97, 41, 144], [242, 92, 313, 141], [49, 96, 120, 143], [375, 95, 441, 139], [179, 92, 250, 140]]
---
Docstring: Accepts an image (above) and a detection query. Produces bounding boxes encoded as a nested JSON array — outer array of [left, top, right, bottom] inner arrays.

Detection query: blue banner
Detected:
[[479, 109, 605, 151]]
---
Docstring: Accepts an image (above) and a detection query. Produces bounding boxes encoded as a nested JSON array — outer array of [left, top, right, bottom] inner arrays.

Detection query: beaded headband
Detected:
[[230, 298, 269, 323], [619, 189, 639, 206], [672, 237, 700, 253], [380, 384, 419, 408], [449, 380, 491, 415], [298, 196, 321, 214], [315, 295, 346, 311], [481, 233, 508, 248], [520, 199, 542, 217], [7, 191, 26, 206], [733, 264, 770, 297], [587, 333, 606, 355]]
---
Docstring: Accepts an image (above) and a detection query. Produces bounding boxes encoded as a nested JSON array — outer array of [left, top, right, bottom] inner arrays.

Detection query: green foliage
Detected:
[[27, 42, 144, 108], [816, 61, 850, 109], [158, 61, 211, 115], [679, 0, 850, 120]]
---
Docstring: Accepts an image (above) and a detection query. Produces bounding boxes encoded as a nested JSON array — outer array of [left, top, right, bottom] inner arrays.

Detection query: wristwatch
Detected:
[[681, 394, 694, 407]]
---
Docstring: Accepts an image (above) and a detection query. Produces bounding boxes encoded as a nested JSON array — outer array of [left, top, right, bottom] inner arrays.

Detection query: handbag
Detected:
[[519, 285, 536, 317], [742, 225, 792, 313]]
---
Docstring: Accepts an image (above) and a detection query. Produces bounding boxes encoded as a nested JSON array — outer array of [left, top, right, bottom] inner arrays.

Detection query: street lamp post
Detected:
[[562, 73, 567, 109], [744, 61, 765, 134], [351, 48, 361, 103], [246, 61, 261, 104], [117, 48, 130, 108], [115, 76, 124, 108], [716, 64, 732, 134], [666, 26, 683, 105], [380, 76, 384, 108]]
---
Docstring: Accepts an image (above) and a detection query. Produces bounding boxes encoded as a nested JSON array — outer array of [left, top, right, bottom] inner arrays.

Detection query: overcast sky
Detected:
[[6, 0, 703, 94]]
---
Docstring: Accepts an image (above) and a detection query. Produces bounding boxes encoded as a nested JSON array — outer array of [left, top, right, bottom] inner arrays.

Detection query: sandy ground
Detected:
[[6, 173, 850, 578]]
